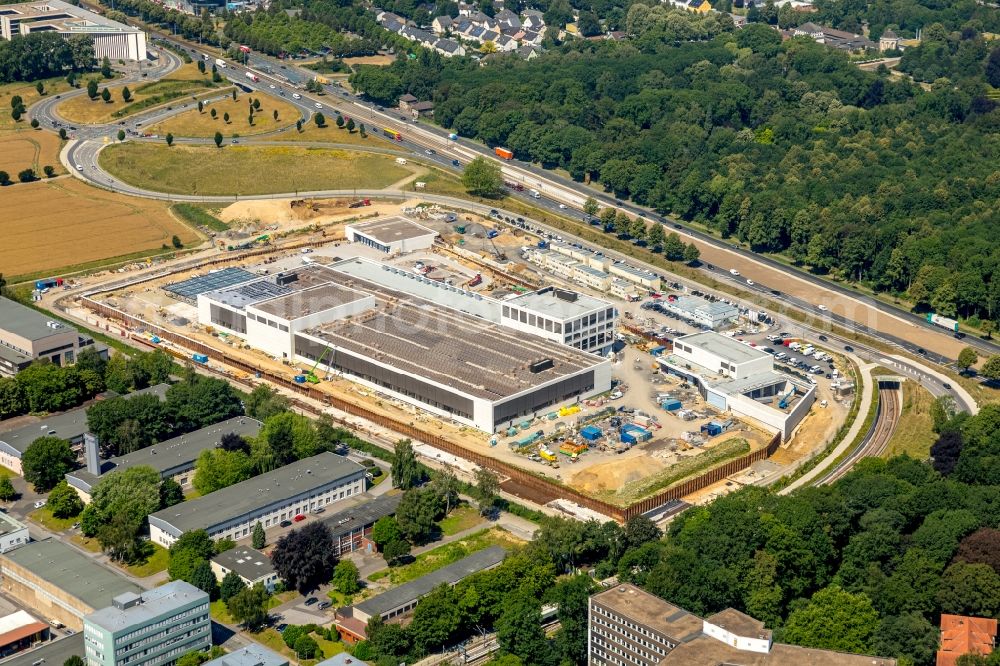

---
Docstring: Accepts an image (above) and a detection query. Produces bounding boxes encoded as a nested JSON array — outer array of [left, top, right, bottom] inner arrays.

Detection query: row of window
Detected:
[[592, 606, 674, 648], [248, 312, 289, 332], [592, 634, 654, 665], [591, 645, 641, 666], [115, 605, 209, 644], [353, 235, 390, 253], [592, 625, 663, 662], [209, 313, 246, 335], [116, 614, 209, 654], [503, 306, 565, 334]]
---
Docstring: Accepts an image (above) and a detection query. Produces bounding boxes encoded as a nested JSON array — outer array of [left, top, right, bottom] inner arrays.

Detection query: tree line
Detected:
[[0, 32, 95, 83], [348, 22, 1000, 330]]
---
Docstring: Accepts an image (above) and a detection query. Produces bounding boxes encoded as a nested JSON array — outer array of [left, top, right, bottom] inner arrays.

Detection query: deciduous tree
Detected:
[[227, 583, 269, 630], [391, 438, 420, 489], [271, 522, 336, 593], [48, 480, 83, 518], [462, 157, 504, 198], [22, 436, 75, 492], [779, 586, 878, 654], [220, 570, 246, 602], [332, 559, 361, 595]]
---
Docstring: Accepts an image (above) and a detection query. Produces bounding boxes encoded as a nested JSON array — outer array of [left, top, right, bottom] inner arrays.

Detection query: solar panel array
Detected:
[[165, 268, 256, 301]]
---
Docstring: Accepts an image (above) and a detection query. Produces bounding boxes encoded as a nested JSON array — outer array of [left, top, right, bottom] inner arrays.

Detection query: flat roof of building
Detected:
[[0, 512, 27, 538], [86, 581, 207, 633], [0, 633, 84, 666], [0, 297, 76, 342], [591, 584, 702, 643], [321, 493, 401, 539], [202, 645, 288, 666], [354, 546, 506, 618], [211, 546, 276, 582], [148, 452, 364, 536], [67, 416, 261, 492], [705, 608, 771, 641], [664, 635, 896, 666], [315, 654, 368, 666], [611, 263, 657, 279], [251, 283, 371, 321], [0, 539, 141, 611], [0, 0, 142, 33], [347, 217, 438, 244], [302, 262, 605, 402], [0, 383, 169, 455], [713, 371, 789, 395], [329, 259, 501, 322], [506, 287, 612, 320], [165, 268, 257, 302], [678, 331, 770, 365], [671, 296, 737, 318]]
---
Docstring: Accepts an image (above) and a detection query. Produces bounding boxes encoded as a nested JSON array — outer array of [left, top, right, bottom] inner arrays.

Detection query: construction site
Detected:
[[60, 200, 826, 520]]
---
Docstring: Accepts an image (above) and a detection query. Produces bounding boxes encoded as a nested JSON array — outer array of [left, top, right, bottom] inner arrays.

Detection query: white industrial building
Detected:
[[501, 287, 617, 355], [0, 512, 30, 554], [193, 259, 612, 432], [662, 332, 814, 439], [0, 0, 147, 60], [344, 217, 438, 254], [147, 452, 366, 547], [664, 296, 739, 330]]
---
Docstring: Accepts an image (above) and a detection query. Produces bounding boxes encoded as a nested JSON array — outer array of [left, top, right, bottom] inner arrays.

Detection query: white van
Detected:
[[730, 269, 740, 276], [292, 93, 301, 100], [395, 157, 407, 165]]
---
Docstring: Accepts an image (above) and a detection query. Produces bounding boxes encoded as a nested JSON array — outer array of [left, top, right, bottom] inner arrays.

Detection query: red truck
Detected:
[[495, 147, 513, 160]]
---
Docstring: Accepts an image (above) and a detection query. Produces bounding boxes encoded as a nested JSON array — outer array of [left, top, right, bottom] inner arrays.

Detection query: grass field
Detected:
[[29, 507, 78, 531], [270, 123, 376, 146], [119, 543, 169, 577], [100, 143, 411, 196], [367, 528, 521, 586], [0, 76, 105, 130], [883, 379, 937, 459], [439, 504, 485, 536], [171, 203, 229, 231], [148, 93, 300, 138], [0, 178, 198, 279], [0, 131, 64, 175], [57, 63, 217, 124]]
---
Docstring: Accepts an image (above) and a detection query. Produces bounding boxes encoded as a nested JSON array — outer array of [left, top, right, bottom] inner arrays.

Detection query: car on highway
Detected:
[[451, 159, 460, 166], [558, 203, 567, 209], [425, 148, 435, 154], [746, 279, 754, 286], [75, 164, 83, 171], [817, 304, 829, 311], [818, 335, 828, 341], [315, 102, 323, 109], [844, 345, 854, 352], [232, 139, 239, 144], [943, 383, 952, 390], [730, 269, 740, 276], [269, 84, 276, 89], [292, 93, 301, 99]]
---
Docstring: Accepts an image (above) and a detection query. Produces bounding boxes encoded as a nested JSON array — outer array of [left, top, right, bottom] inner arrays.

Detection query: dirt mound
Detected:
[[569, 455, 665, 495]]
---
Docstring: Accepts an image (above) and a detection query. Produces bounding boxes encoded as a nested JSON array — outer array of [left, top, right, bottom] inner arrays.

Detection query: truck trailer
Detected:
[[495, 147, 513, 160], [926, 312, 959, 333], [215, 58, 226, 68]]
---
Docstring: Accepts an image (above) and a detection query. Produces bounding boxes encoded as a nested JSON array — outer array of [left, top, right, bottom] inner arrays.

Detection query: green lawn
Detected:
[[254, 629, 344, 665], [120, 543, 169, 577], [210, 599, 235, 624], [367, 528, 522, 586], [171, 203, 228, 232], [100, 143, 410, 196], [883, 379, 938, 459], [438, 504, 485, 536], [28, 507, 78, 531], [71, 534, 102, 552]]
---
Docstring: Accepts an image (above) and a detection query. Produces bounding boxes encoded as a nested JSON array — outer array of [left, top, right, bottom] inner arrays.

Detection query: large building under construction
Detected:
[[194, 258, 611, 432]]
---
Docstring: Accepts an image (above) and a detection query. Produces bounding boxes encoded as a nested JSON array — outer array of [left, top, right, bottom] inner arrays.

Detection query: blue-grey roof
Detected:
[[164, 268, 256, 301], [354, 546, 506, 618], [321, 493, 401, 539], [315, 655, 370, 666], [86, 581, 208, 634], [203, 646, 288, 666], [0, 297, 76, 342]]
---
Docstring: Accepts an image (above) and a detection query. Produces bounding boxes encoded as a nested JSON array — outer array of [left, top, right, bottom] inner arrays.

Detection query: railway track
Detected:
[[818, 386, 901, 485]]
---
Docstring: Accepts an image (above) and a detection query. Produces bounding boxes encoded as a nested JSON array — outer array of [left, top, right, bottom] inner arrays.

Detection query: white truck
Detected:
[[528, 189, 540, 199], [245, 71, 259, 82], [215, 58, 226, 68]]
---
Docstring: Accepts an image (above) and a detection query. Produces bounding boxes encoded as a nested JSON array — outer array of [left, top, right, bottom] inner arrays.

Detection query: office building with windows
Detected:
[[0, 0, 147, 60], [147, 452, 365, 547], [84, 582, 210, 666], [0, 296, 105, 377]]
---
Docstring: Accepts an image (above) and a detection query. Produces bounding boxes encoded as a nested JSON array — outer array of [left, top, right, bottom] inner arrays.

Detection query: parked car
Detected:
[[304, 597, 318, 606], [279, 520, 292, 527], [293, 514, 306, 522]]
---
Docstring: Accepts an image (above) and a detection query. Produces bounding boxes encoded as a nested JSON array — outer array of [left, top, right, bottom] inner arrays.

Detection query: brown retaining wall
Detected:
[[83, 298, 781, 523]]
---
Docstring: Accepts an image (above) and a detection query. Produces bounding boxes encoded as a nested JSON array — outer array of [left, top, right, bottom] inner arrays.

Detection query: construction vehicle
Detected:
[[349, 199, 371, 208], [454, 225, 466, 234], [467, 273, 483, 288], [486, 229, 499, 239], [305, 345, 334, 383], [488, 236, 507, 262], [539, 447, 557, 462], [778, 386, 796, 409]]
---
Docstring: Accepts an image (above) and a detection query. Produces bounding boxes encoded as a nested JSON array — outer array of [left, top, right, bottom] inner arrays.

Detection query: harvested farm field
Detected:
[[148, 93, 301, 138], [0, 178, 198, 278], [0, 131, 64, 175], [99, 143, 412, 196]]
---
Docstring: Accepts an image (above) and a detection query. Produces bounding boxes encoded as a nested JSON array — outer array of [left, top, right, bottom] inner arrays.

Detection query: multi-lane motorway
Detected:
[[31, 37, 994, 407]]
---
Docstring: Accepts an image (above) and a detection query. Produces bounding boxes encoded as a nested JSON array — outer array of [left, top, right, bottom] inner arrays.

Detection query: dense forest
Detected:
[[0, 32, 95, 83], [358, 402, 1000, 666], [349, 22, 1000, 328]]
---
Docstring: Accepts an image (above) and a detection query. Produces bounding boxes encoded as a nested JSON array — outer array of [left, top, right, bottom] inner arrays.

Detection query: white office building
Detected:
[[664, 296, 739, 330], [0, 0, 147, 61], [147, 452, 366, 547], [344, 217, 438, 254], [501, 287, 618, 355]]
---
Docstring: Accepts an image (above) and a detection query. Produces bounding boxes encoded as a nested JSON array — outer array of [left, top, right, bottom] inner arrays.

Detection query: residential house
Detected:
[[409, 101, 434, 118], [521, 9, 544, 29], [522, 29, 544, 45], [687, 0, 712, 13], [936, 615, 997, 666], [482, 28, 500, 43], [458, 0, 474, 15], [432, 14, 453, 34], [434, 38, 466, 56], [397, 93, 418, 110], [517, 44, 541, 59], [563, 21, 580, 36], [495, 34, 518, 50], [495, 8, 521, 30]]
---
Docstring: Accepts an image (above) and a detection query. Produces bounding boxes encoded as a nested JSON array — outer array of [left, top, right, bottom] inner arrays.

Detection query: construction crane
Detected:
[[488, 237, 507, 262], [778, 386, 796, 409], [306, 345, 334, 384]]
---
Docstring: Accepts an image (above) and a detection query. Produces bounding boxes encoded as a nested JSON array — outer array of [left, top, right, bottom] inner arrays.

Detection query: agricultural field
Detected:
[[0, 178, 198, 279], [147, 92, 300, 138], [57, 63, 218, 124], [100, 143, 412, 195], [0, 131, 64, 176]]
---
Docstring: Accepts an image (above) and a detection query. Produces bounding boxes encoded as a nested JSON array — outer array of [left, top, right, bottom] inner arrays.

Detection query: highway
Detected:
[[30, 39, 982, 413]]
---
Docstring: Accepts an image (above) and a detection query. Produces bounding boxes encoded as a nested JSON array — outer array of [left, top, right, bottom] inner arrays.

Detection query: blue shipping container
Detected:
[[661, 399, 682, 411], [192, 353, 209, 364], [580, 426, 602, 441]]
